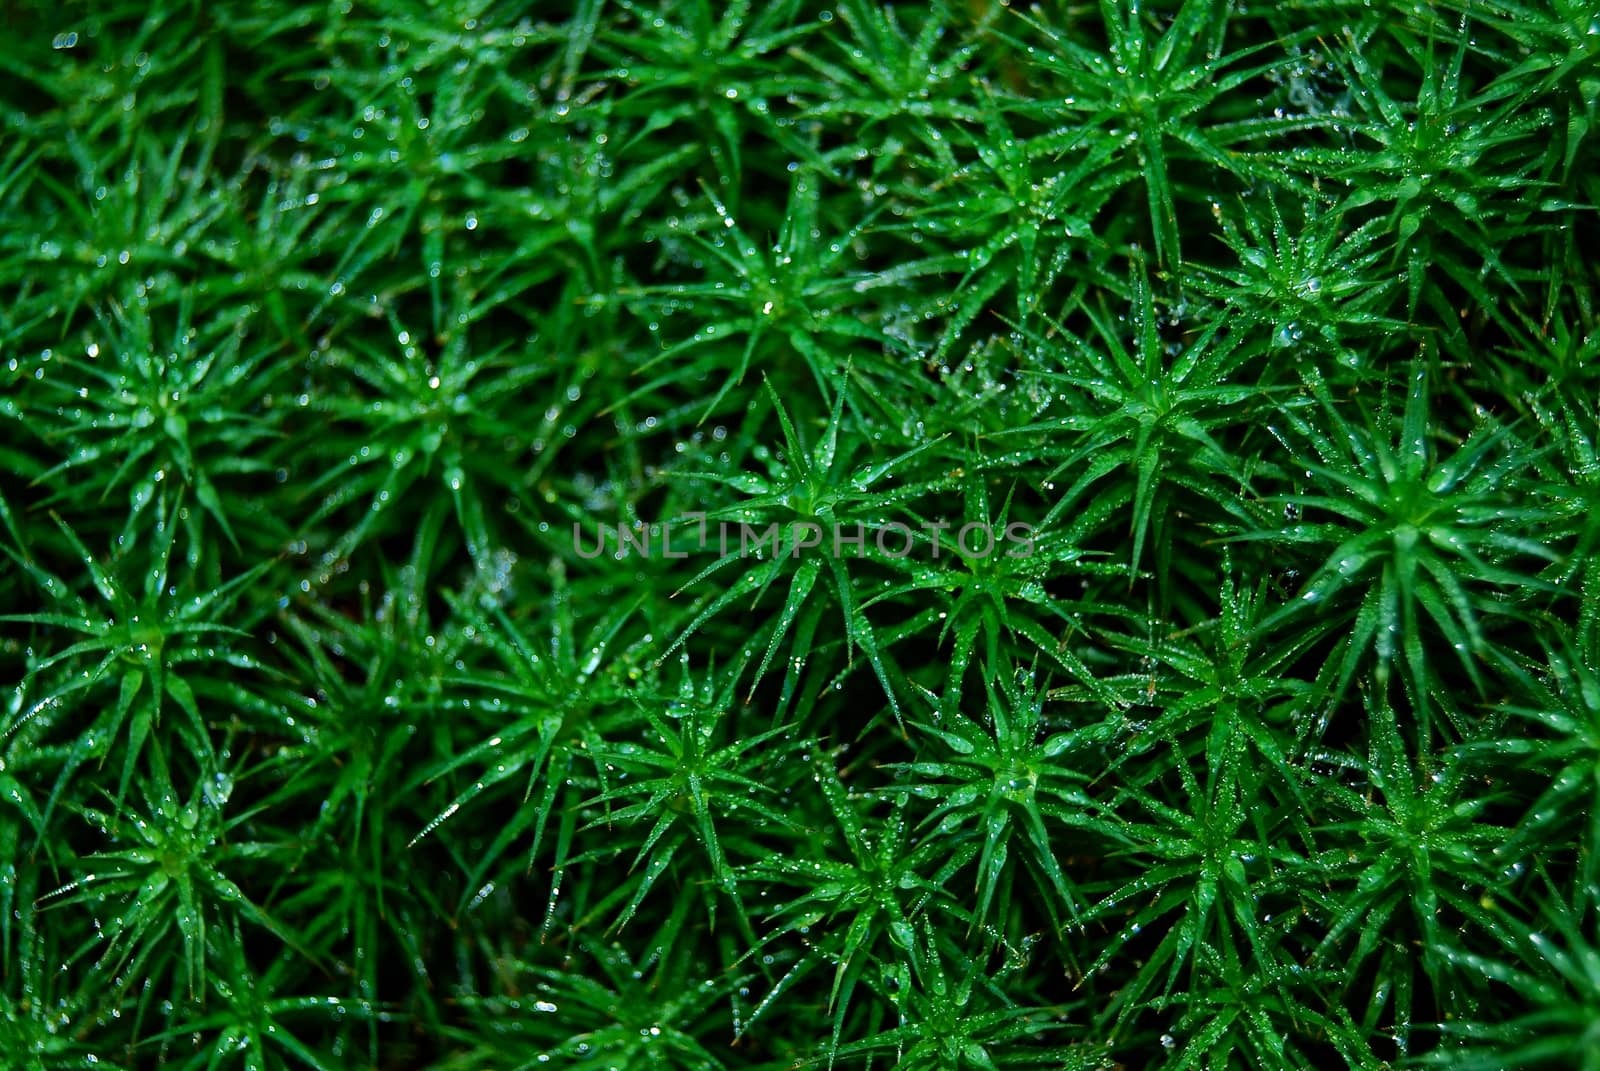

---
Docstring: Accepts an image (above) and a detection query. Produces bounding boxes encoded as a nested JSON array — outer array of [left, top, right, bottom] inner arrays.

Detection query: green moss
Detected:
[[2, 1, 1597, 1068]]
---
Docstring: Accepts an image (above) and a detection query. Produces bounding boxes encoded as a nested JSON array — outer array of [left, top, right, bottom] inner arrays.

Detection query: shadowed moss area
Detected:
[[3, 1, 1599, 1068]]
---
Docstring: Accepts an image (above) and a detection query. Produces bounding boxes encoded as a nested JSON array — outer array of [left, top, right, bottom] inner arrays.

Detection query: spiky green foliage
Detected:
[[2, 0, 1595, 1068]]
